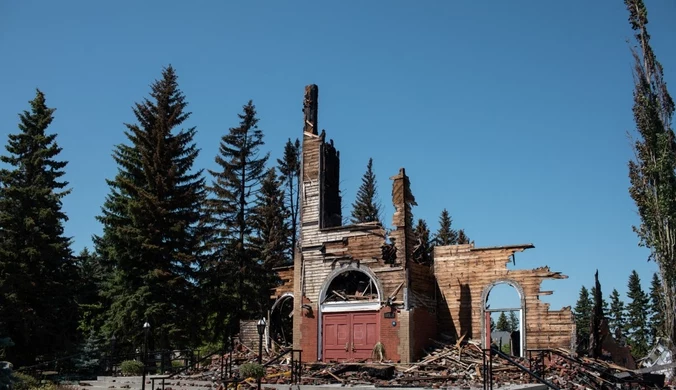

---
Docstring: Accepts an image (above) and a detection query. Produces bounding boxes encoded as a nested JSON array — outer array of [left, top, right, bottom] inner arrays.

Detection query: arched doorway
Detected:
[[318, 264, 383, 361], [270, 293, 294, 351], [481, 280, 526, 357]]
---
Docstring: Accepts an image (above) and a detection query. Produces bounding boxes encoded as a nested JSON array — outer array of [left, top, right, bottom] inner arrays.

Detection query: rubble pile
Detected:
[[176, 339, 658, 389]]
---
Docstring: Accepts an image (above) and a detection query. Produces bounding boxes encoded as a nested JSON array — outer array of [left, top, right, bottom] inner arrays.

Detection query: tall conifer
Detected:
[[609, 289, 626, 337], [434, 209, 458, 246], [574, 286, 592, 353], [625, 270, 650, 357], [351, 158, 381, 224], [206, 100, 269, 331], [251, 168, 291, 310], [649, 272, 665, 342], [96, 66, 206, 351], [277, 139, 300, 260], [0, 90, 78, 365]]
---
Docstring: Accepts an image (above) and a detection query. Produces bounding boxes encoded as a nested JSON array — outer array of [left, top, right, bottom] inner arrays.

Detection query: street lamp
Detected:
[[256, 318, 266, 390], [142, 322, 150, 390], [110, 334, 117, 376]]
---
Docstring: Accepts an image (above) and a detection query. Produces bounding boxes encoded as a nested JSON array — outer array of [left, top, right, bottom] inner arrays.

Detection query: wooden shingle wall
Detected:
[[434, 244, 575, 351]]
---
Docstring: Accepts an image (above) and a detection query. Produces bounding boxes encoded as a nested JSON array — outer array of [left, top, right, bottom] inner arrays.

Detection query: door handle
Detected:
[[345, 342, 349, 352], [351, 342, 355, 352]]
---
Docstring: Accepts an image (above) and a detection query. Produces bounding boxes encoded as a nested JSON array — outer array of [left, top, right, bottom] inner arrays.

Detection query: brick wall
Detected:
[[409, 308, 437, 362]]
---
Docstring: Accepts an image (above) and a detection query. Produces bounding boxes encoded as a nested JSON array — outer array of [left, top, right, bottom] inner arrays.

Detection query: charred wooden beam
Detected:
[[303, 84, 318, 135]]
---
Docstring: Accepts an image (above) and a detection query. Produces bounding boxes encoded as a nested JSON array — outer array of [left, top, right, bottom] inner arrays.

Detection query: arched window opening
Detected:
[[322, 270, 378, 303], [484, 282, 524, 357], [270, 295, 294, 350]]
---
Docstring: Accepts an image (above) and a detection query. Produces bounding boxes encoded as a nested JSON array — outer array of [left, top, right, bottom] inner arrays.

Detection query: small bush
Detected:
[[171, 360, 183, 368], [120, 360, 144, 376], [238, 363, 265, 380], [11, 372, 39, 390]]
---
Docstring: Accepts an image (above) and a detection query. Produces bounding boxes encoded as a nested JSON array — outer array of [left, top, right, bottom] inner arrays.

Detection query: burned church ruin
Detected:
[[268, 84, 575, 363]]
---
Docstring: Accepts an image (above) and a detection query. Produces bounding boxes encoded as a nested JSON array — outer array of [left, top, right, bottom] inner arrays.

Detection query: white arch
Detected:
[[317, 263, 384, 360], [480, 279, 527, 356], [318, 263, 383, 312]]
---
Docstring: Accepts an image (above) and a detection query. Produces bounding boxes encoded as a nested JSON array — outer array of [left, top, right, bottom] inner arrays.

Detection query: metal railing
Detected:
[[482, 347, 559, 390]]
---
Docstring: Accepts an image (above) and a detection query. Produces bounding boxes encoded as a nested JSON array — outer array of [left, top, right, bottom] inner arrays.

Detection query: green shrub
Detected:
[[11, 372, 39, 390], [238, 363, 265, 380], [120, 360, 144, 376]]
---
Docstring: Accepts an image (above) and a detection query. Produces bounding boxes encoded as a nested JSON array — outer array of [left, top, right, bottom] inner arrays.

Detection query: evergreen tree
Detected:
[[625, 270, 650, 357], [457, 229, 470, 244], [351, 158, 382, 224], [251, 168, 291, 310], [96, 66, 206, 352], [0, 90, 78, 366], [649, 272, 665, 342], [625, 0, 676, 357], [73, 331, 101, 376], [277, 138, 300, 262], [496, 312, 510, 332], [434, 209, 458, 246], [490, 317, 496, 332], [206, 100, 269, 333], [508, 311, 519, 332], [0, 337, 14, 390], [574, 286, 592, 353], [412, 219, 432, 264], [75, 248, 108, 338], [609, 289, 626, 336]]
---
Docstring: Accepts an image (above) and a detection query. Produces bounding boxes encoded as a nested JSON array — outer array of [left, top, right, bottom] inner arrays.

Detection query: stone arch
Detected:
[[480, 279, 527, 356]]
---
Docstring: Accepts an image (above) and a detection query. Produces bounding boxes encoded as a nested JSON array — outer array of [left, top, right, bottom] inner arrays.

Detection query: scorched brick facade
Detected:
[[266, 84, 575, 363]]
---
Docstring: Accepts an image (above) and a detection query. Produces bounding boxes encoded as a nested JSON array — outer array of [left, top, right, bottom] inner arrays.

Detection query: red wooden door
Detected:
[[351, 313, 378, 359], [323, 313, 350, 361], [322, 312, 379, 361]]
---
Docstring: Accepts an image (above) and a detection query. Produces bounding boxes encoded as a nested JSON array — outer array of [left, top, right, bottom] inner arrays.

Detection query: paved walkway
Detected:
[[77, 376, 548, 390]]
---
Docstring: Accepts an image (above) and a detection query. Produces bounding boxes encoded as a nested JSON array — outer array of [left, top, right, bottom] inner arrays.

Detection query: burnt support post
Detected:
[[303, 84, 319, 135]]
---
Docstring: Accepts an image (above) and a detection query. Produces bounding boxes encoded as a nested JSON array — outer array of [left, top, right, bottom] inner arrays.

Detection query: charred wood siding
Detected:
[[271, 266, 294, 299], [434, 244, 575, 350]]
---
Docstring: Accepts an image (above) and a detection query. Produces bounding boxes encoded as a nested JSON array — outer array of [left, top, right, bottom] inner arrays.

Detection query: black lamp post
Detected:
[[256, 318, 266, 390], [110, 334, 117, 376], [142, 322, 150, 390]]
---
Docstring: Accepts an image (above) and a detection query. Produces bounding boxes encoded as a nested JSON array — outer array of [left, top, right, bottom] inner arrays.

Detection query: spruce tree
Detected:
[[412, 219, 432, 264], [206, 100, 269, 332], [609, 289, 626, 337], [625, 0, 676, 358], [649, 272, 665, 342], [496, 312, 510, 332], [351, 158, 381, 224], [508, 311, 519, 332], [457, 229, 470, 244], [75, 248, 108, 338], [434, 209, 458, 246], [0, 90, 78, 366], [574, 286, 592, 353], [96, 66, 206, 352], [625, 270, 650, 357], [251, 168, 291, 311], [277, 138, 300, 261]]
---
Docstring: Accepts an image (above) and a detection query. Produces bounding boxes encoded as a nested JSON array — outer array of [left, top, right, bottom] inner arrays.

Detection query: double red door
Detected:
[[322, 312, 379, 361]]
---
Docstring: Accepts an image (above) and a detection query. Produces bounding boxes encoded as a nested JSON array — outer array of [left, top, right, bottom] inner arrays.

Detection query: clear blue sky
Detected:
[[1, 1, 675, 312]]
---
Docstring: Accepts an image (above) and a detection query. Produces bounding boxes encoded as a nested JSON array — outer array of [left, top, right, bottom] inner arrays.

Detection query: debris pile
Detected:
[[177, 338, 660, 390]]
